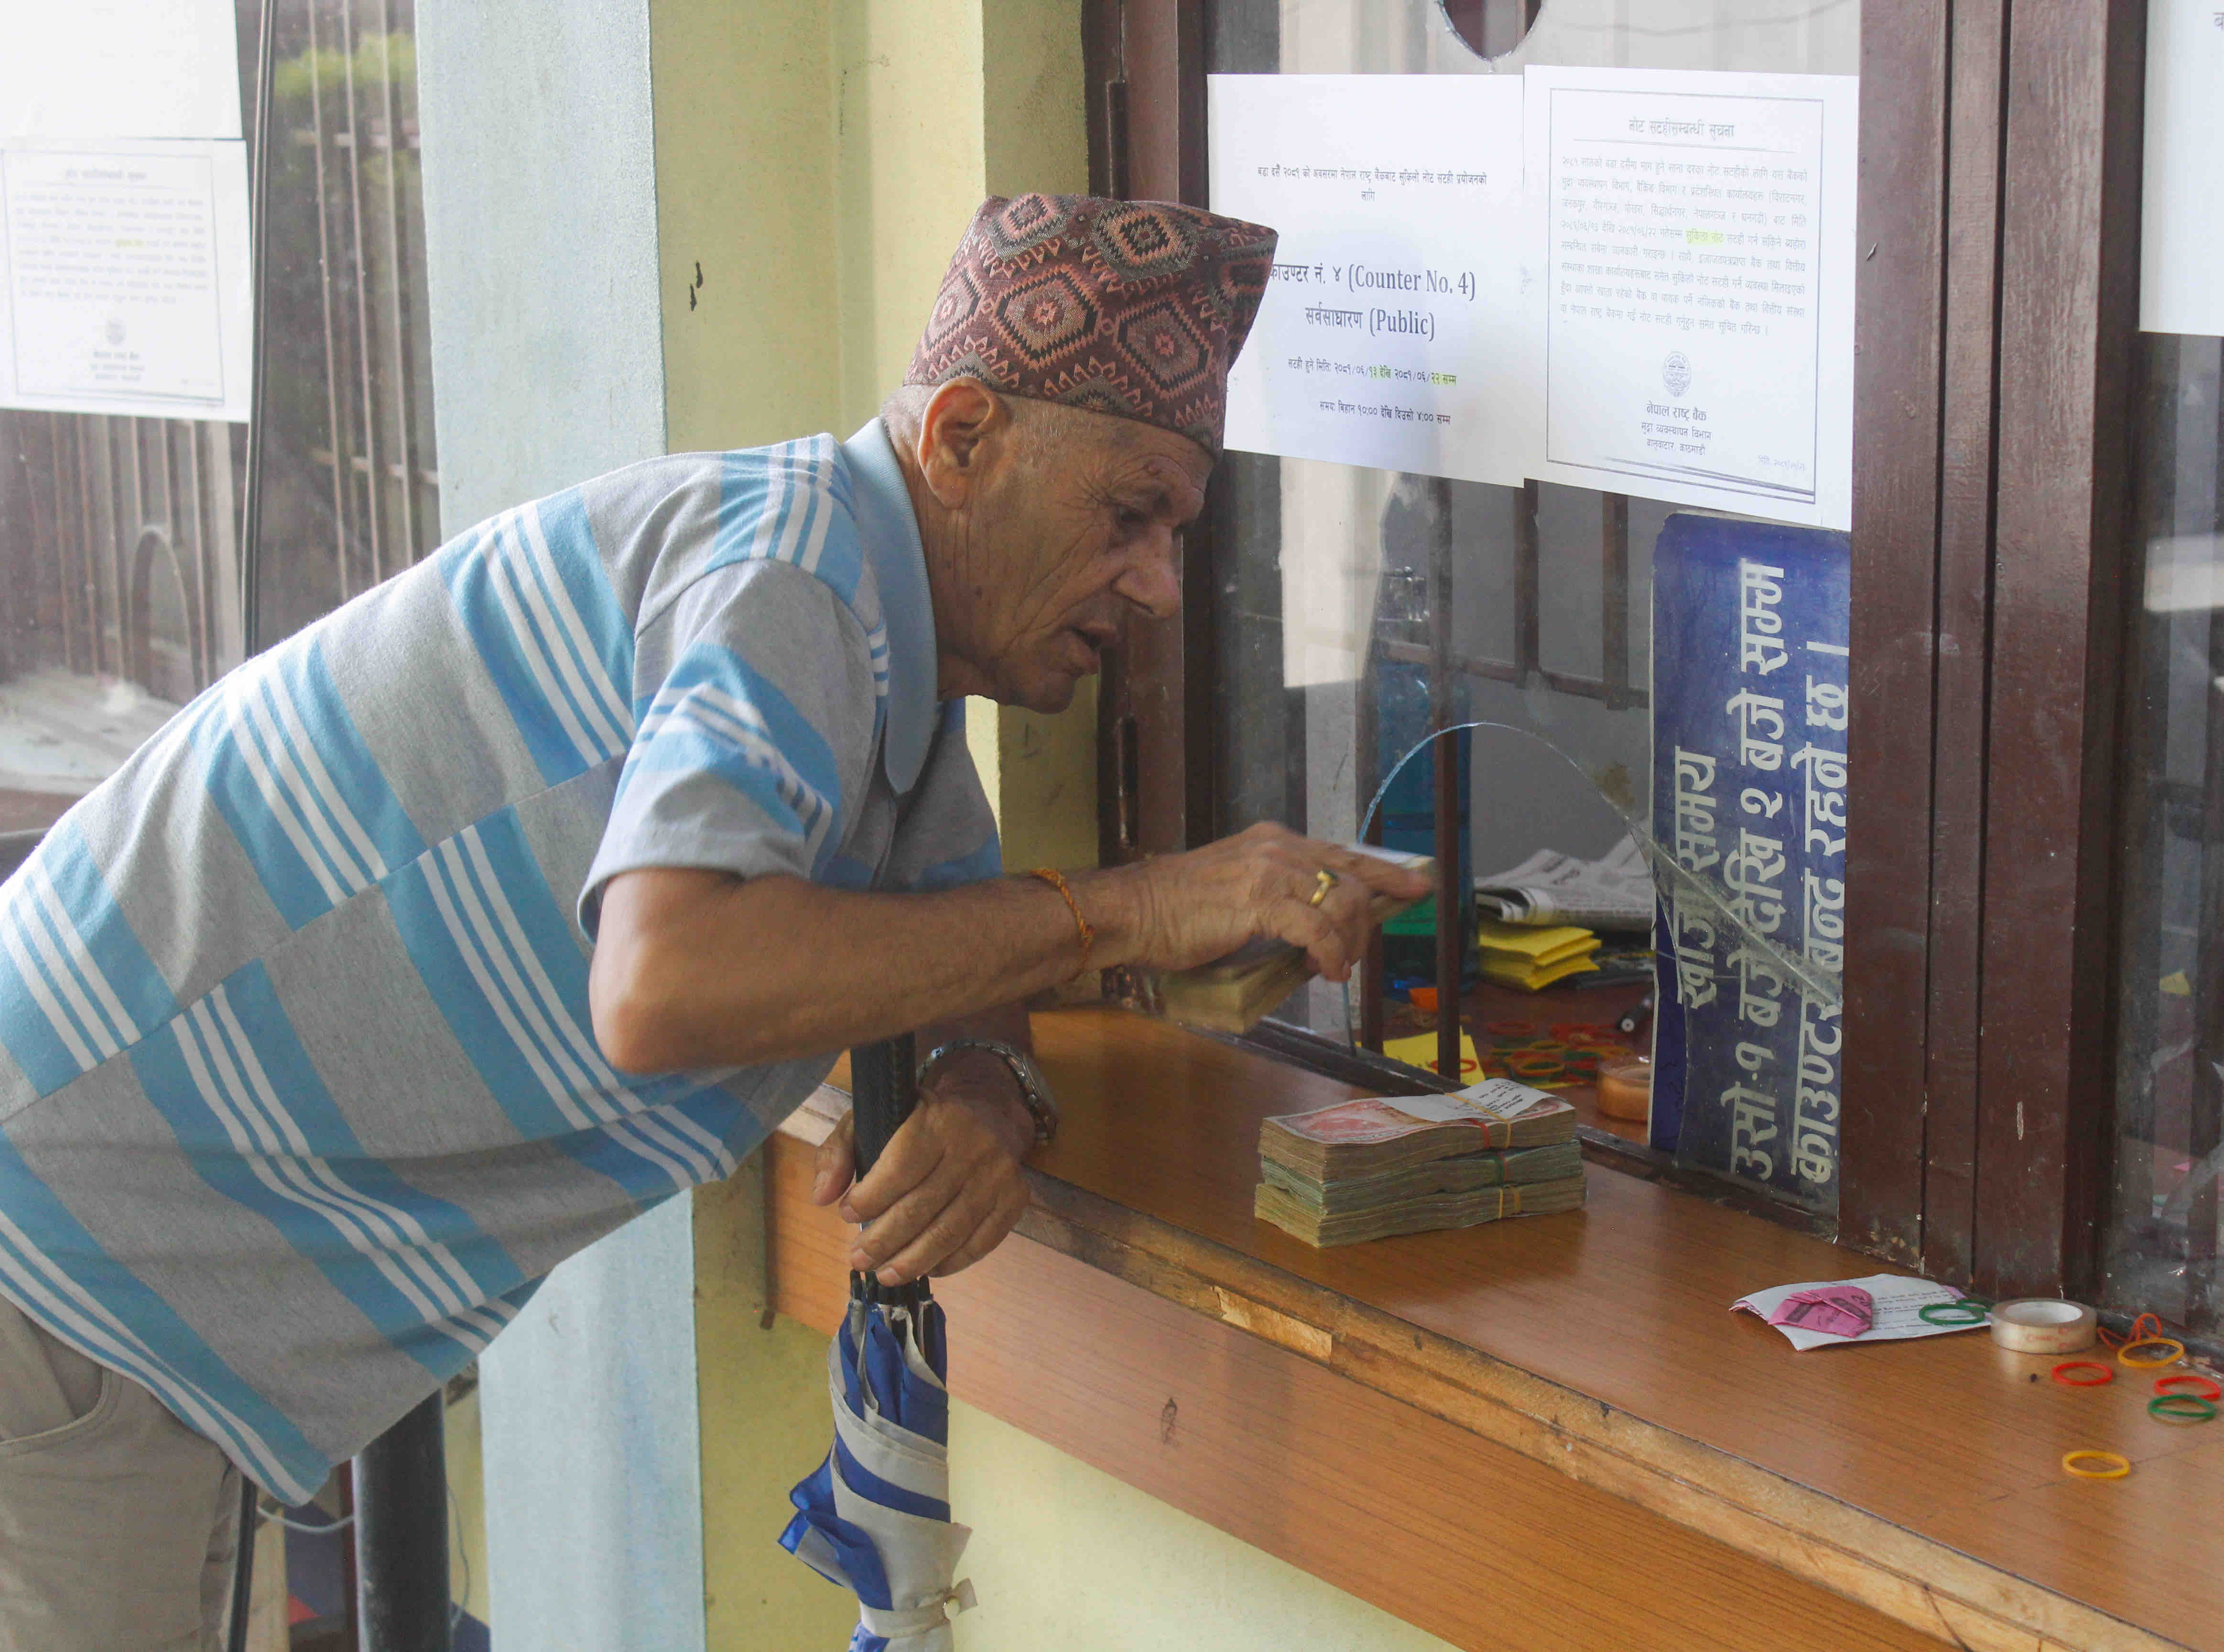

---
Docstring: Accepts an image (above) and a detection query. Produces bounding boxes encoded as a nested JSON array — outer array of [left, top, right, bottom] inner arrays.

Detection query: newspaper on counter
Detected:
[[1474, 836, 1654, 932]]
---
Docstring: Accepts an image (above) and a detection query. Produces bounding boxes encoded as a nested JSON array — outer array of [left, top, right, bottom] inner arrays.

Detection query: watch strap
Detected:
[[917, 1038, 1059, 1150]]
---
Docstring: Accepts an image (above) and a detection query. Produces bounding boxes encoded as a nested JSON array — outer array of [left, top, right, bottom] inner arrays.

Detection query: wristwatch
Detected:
[[916, 1038, 1060, 1151]]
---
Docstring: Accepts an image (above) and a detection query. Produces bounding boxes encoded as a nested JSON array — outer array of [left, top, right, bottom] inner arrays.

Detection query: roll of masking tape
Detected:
[[1990, 1298, 2099, 1355], [1596, 1058, 1652, 1122]]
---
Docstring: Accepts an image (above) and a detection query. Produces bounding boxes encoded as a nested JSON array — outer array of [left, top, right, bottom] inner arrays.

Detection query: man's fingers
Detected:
[[1271, 897, 1355, 982], [926, 1180, 1031, 1279], [1309, 837, 1432, 898], [839, 1110, 945, 1223], [871, 1172, 1016, 1285], [812, 1112, 856, 1206], [848, 1153, 972, 1271]]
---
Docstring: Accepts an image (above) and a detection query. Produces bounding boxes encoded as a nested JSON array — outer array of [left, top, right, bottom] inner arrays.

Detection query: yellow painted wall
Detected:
[[446, 1384, 489, 1628], [692, 1166, 859, 1644], [980, 0, 1091, 199], [653, 0, 841, 452], [970, 682, 1101, 872], [831, 0, 988, 430], [647, 3, 1325, 1647], [648, 0, 1097, 863], [649, 6, 856, 1642], [947, 1399, 1460, 1651]]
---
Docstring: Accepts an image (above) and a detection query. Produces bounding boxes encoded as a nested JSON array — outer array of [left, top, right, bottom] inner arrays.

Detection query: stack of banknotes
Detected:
[[1254, 1079, 1586, 1247], [1147, 847, 1436, 1034]]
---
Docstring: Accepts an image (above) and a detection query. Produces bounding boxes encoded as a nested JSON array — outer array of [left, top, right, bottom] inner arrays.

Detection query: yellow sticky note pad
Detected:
[[1383, 1031, 1481, 1081]]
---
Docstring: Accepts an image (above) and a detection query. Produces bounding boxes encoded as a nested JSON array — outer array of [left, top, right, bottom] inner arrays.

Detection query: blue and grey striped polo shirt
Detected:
[[0, 420, 998, 1500]]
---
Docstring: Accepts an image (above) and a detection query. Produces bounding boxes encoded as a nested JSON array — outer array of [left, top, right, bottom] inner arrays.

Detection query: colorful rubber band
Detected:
[[1918, 1299, 1989, 1326], [2099, 1312, 2165, 1351], [2052, 1361, 2114, 1387], [2153, 1374, 2222, 1401], [2060, 1450, 2131, 1480], [2118, 1337, 2186, 1369], [2147, 1393, 2218, 1424]]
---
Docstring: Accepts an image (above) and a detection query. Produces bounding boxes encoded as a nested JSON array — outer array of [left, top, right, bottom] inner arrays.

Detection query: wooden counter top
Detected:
[[773, 1007, 2220, 1652]]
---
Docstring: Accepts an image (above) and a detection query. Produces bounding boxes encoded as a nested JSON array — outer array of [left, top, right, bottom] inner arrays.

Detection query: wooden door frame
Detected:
[[1847, 0, 2148, 1300], [1089, 0, 2150, 1294]]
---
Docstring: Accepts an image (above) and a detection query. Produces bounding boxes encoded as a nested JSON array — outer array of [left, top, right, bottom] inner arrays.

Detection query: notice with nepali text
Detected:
[[1523, 67, 1855, 528], [1210, 74, 1529, 486]]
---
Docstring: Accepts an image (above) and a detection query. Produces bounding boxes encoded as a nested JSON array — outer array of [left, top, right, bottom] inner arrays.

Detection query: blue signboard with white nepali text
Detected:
[[1649, 514, 1849, 1212]]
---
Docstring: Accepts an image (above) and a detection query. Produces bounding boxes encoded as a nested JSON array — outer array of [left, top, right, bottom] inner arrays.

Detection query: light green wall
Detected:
[[947, 1400, 1460, 1652]]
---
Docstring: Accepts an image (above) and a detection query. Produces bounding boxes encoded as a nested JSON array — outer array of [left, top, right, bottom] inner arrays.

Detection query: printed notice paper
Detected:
[[1210, 74, 1529, 486], [1524, 67, 1857, 529], [0, 139, 253, 421], [0, 0, 243, 143], [2140, 0, 2224, 336], [1205, 68, 1855, 527]]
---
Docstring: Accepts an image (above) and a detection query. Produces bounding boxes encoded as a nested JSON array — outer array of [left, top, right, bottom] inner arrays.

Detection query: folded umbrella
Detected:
[[781, 1036, 975, 1651]]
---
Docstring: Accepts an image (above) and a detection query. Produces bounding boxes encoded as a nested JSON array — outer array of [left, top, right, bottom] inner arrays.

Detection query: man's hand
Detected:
[[1083, 821, 1432, 985], [811, 1054, 1033, 1285]]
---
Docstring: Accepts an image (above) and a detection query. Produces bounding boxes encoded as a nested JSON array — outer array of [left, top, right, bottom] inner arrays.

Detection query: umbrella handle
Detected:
[[848, 1033, 918, 1178], [847, 1034, 934, 1310]]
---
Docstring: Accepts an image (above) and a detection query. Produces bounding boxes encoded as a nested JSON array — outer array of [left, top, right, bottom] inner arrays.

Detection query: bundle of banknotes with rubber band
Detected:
[[1254, 1078, 1586, 1248], [1136, 845, 1436, 1035]]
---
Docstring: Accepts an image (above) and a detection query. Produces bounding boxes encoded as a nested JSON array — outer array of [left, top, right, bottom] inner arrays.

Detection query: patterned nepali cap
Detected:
[[904, 193, 1278, 457]]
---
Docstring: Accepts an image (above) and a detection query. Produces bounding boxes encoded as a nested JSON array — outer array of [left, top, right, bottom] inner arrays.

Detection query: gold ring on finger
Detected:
[[1309, 868, 1340, 907]]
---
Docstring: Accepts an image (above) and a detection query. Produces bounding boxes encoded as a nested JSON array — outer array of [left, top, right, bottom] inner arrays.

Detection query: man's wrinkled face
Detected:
[[944, 401, 1214, 713]]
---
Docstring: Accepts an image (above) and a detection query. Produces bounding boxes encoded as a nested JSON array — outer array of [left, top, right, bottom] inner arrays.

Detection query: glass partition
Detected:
[[1204, 0, 1858, 1212], [2106, 332, 2224, 1336]]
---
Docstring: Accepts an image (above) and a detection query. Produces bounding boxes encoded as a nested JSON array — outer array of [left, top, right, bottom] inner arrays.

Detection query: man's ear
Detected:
[[915, 379, 1011, 509]]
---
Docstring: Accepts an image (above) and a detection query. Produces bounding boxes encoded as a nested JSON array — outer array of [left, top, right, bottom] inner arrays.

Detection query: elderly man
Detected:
[[0, 193, 1426, 1646]]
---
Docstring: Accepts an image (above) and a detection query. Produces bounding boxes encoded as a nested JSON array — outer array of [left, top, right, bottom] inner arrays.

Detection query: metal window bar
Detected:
[[1429, 478, 1462, 1082]]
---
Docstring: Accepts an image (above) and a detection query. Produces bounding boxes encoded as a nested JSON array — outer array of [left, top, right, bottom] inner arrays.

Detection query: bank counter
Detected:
[[766, 1008, 2221, 1652]]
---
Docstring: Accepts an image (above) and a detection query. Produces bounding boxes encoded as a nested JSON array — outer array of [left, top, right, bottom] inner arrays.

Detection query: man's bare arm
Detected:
[[587, 823, 1429, 1075], [589, 871, 1090, 1073]]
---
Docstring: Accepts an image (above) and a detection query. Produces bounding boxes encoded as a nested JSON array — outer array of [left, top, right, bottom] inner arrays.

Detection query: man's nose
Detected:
[[1113, 532, 1183, 621]]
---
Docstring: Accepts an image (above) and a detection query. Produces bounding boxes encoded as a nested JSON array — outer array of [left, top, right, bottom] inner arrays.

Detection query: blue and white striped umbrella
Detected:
[[781, 1284, 975, 1652]]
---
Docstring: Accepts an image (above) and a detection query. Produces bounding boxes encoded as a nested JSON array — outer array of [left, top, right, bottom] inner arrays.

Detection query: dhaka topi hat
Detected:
[[904, 193, 1278, 458]]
